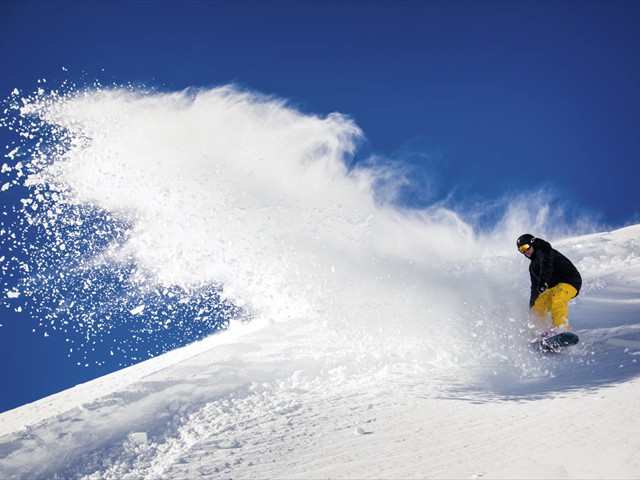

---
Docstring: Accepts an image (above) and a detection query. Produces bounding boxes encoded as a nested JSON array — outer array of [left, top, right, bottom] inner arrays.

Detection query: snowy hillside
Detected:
[[1, 225, 639, 479]]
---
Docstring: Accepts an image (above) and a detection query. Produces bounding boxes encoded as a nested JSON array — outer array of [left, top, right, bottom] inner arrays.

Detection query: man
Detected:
[[516, 234, 582, 337]]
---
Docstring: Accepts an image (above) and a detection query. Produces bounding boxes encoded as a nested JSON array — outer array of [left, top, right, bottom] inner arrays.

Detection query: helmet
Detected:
[[516, 233, 536, 251]]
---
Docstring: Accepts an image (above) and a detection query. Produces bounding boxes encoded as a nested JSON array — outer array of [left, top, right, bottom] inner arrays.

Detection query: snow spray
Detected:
[[1, 83, 553, 378]]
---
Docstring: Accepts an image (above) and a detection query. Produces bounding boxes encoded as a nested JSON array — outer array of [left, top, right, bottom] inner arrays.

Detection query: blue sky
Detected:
[[1, 0, 639, 412]]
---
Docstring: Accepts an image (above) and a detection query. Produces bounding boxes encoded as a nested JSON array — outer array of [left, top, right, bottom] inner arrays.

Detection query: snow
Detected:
[[0, 226, 638, 479], [1, 86, 639, 479]]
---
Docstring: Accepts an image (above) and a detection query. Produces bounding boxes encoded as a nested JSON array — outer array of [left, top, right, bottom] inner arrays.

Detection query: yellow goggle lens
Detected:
[[518, 244, 530, 253]]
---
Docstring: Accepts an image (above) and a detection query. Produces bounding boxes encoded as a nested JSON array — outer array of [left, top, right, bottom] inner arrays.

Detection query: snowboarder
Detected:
[[516, 234, 582, 338]]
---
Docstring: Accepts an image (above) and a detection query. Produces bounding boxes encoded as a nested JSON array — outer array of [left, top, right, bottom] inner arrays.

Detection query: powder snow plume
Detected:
[[1, 84, 568, 378]]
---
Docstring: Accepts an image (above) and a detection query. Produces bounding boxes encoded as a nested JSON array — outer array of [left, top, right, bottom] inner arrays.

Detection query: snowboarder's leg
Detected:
[[549, 283, 578, 331], [531, 290, 552, 331]]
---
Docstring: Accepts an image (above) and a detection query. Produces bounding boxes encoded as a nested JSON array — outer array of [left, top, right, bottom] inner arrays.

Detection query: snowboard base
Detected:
[[531, 332, 579, 354]]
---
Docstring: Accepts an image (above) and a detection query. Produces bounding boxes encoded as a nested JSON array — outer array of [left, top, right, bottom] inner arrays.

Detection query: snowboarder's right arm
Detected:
[[529, 270, 538, 308], [537, 247, 554, 288]]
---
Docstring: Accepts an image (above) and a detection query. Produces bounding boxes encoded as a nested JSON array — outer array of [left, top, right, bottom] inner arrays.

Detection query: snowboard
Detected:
[[530, 331, 579, 353]]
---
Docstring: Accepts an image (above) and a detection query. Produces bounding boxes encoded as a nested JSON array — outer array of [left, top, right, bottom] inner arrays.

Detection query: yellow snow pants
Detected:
[[531, 282, 578, 332]]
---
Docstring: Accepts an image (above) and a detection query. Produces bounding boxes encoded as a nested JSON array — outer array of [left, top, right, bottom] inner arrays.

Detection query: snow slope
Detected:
[[1, 225, 639, 479]]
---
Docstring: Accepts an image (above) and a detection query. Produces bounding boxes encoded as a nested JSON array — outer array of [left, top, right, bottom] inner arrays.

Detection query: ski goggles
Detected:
[[518, 244, 531, 254]]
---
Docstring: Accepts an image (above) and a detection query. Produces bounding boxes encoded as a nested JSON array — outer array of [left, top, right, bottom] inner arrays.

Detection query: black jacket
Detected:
[[527, 238, 582, 308]]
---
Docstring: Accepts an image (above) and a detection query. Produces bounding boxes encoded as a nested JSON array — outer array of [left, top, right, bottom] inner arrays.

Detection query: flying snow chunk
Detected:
[[6, 290, 21, 299], [130, 305, 145, 316], [129, 432, 148, 444]]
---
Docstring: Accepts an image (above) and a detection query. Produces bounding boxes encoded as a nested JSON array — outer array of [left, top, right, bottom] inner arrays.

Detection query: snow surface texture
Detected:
[[1, 86, 640, 478]]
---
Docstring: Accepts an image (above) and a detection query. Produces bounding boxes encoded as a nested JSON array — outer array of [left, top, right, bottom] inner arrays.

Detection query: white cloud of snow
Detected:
[[5, 84, 606, 369]]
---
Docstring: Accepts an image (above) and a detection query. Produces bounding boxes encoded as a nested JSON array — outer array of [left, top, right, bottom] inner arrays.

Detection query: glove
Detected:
[[537, 282, 548, 294]]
